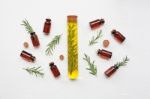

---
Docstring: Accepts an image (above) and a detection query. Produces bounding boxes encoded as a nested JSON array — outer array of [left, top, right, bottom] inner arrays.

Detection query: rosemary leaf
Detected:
[[115, 56, 129, 68], [46, 34, 62, 55], [89, 30, 102, 46], [21, 19, 34, 33], [23, 66, 44, 77], [83, 54, 97, 76]]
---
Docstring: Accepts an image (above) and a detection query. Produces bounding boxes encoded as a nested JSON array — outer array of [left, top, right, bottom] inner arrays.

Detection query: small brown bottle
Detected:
[[30, 32, 40, 47], [89, 19, 105, 30], [22, 19, 40, 48], [104, 66, 118, 77], [105, 56, 129, 77], [20, 50, 36, 62], [49, 62, 60, 78], [97, 49, 112, 59], [43, 19, 51, 35], [111, 29, 125, 43]]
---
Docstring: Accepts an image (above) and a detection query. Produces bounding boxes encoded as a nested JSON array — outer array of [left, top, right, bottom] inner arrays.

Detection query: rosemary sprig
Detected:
[[89, 30, 102, 46], [23, 66, 44, 77], [21, 19, 34, 33], [115, 56, 129, 68], [83, 54, 97, 76], [46, 34, 62, 55]]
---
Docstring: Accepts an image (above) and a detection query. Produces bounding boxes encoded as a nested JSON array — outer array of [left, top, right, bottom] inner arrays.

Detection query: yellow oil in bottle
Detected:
[[67, 15, 78, 80]]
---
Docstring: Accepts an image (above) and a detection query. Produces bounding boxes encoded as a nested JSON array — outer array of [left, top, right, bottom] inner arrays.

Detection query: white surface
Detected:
[[0, 0, 150, 99]]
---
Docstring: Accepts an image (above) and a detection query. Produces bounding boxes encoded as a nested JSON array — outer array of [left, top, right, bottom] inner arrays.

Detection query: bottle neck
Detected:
[[30, 32, 35, 35], [46, 19, 51, 22], [114, 65, 119, 69], [31, 56, 36, 62], [49, 62, 55, 67], [97, 49, 101, 54], [111, 30, 117, 35], [100, 19, 105, 24]]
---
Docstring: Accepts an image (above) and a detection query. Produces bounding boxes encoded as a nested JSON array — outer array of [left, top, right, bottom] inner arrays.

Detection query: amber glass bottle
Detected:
[[97, 49, 112, 59], [22, 19, 40, 47], [43, 19, 51, 35], [49, 62, 60, 78], [89, 19, 105, 30], [105, 56, 129, 77], [105, 66, 118, 77], [20, 50, 36, 62], [30, 32, 40, 47], [111, 29, 125, 43]]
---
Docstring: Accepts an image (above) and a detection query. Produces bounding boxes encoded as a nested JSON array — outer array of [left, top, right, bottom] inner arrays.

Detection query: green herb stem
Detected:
[[89, 30, 102, 46], [45, 34, 62, 55], [21, 19, 34, 33], [83, 54, 97, 76], [115, 56, 129, 68], [23, 66, 44, 77]]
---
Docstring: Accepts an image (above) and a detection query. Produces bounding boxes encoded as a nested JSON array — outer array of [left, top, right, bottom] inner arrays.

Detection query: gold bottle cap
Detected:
[[67, 15, 77, 22]]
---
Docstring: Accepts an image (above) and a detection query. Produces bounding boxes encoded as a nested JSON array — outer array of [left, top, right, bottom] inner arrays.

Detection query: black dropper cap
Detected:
[[46, 19, 51, 22], [100, 19, 105, 24], [49, 62, 54, 67], [111, 29, 117, 35], [30, 32, 35, 35], [97, 49, 101, 54]]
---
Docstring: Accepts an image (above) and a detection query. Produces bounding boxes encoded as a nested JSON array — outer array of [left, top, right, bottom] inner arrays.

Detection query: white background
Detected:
[[0, 0, 150, 99]]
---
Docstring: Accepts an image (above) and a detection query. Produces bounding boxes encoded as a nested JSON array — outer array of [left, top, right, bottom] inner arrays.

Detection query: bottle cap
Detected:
[[97, 49, 101, 54], [49, 62, 54, 66], [100, 19, 105, 24], [30, 32, 35, 35], [111, 29, 117, 34], [31, 56, 36, 62], [46, 19, 51, 22], [67, 15, 77, 23]]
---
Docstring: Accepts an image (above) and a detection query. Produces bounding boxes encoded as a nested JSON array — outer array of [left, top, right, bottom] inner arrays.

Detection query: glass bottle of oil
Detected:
[[67, 15, 78, 80]]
